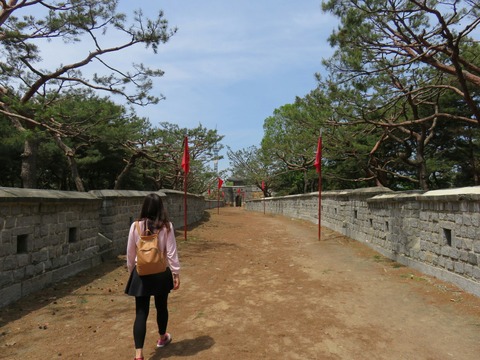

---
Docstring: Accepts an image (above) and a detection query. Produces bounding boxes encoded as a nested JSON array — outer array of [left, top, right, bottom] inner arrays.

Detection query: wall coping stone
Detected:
[[419, 186, 480, 202], [249, 186, 394, 203], [0, 187, 98, 202], [368, 190, 425, 203], [89, 189, 166, 198], [369, 186, 480, 203], [0, 187, 208, 202], [161, 189, 204, 199], [321, 186, 393, 200]]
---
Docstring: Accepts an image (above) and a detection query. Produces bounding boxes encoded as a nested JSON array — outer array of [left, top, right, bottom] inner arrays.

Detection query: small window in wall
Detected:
[[17, 234, 29, 254], [68, 227, 78, 243], [354, 210, 358, 219], [334, 208, 337, 215], [443, 228, 452, 246], [369, 219, 373, 227], [385, 221, 389, 231]]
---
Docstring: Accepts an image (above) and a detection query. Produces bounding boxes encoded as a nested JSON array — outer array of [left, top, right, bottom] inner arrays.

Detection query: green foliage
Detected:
[[316, 0, 480, 191], [0, 116, 22, 187], [0, 91, 224, 191], [231, 0, 480, 195], [0, 1, 184, 190], [259, 90, 330, 193], [228, 145, 274, 196]]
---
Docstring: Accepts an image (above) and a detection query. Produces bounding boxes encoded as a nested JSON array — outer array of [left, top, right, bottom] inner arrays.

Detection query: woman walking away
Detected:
[[125, 193, 181, 360]]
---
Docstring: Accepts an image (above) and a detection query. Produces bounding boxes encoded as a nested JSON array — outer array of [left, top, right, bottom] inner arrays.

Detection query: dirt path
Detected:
[[1, 207, 480, 359]]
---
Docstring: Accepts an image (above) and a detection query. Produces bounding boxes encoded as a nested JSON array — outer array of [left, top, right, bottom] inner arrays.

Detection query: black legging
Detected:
[[133, 293, 169, 349]]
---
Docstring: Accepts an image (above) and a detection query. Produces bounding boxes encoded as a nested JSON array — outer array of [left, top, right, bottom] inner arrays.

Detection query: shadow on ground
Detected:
[[147, 335, 215, 359], [0, 256, 124, 326]]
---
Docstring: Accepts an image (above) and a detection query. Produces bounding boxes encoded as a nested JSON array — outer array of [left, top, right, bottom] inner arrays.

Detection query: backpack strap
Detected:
[[135, 221, 142, 236], [135, 220, 160, 237]]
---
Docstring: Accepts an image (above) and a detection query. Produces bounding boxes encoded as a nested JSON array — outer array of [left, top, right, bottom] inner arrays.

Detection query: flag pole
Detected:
[[262, 180, 265, 214], [184, 173, 188, 240], [217, 177, 223, 214], [181, 135, 189, 240], [317, 130, 323, 241]]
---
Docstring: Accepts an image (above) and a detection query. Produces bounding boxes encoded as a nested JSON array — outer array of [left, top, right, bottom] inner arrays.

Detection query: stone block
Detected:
[[473, 266, 480, 281], [0, 283, 21, 308], [471, 214, 480, 227], [440, 246, 451, 257], [34, 262, 46, 275], [463, 239, 473, 251], [0, 243, 13, 257], [22, 272, 53, 296], [454, 261, 465, 274], [458, 250, 469, 262], [25, 264, 35, 277], [445, 259, 454, 271], [39, 224, 49, 237], [449, 248, 459, 260], [0, 271, 13, 287], [52, 256, 68, 269], [4, 218, 16, 231], [464, 264, 473, 277], [31, 250, 48, 264], [17, 253, 30, 267], [473, 241, 480, 254], [51, 257, 97, 283], [467, 227, 476, 239], [445, 213, 455, 222], [462, 215, 472, 226], [3, 255, 17, 271], [13, 267, 25, 281], [468, 253, 478, 265]]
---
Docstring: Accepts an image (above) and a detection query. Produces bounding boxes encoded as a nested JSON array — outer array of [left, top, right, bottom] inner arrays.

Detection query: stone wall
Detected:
[[246, 186, 480, 297], [0, 188, 212, 308]]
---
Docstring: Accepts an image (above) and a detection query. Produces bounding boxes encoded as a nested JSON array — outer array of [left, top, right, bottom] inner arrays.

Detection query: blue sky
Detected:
[[116, 1, 337, 172], [34, 1, 337, 173]]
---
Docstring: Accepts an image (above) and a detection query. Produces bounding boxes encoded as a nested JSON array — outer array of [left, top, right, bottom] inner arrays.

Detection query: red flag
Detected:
[[217, 177, 223, 189], [261, 180, 265, 191], [181, 136, 190, 174], [314, 136, 322, 173], [208, 188, 211, 195], [237, 188, 241, 194]]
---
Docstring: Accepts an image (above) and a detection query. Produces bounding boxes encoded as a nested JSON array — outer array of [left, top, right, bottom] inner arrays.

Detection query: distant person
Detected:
[[125, 193, 181, 360]]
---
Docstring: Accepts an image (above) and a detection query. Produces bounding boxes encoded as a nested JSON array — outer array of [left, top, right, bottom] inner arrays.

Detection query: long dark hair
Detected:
[[138, 193, 170, 234]]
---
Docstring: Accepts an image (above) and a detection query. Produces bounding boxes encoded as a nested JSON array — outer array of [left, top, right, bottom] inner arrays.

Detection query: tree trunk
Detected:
[[51, 134, 85, 192], [114, 153, 140, 190], [20, 138, 39, 188], [416, 127, 430, 191], [417, 160, 429, 191], [68, 156, 85, 192], [303, 170, 308, 194], [469, 138, 479, 186]]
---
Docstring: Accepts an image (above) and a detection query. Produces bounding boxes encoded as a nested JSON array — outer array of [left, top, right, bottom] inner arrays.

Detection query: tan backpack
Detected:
[[135, 221, 167, 276]]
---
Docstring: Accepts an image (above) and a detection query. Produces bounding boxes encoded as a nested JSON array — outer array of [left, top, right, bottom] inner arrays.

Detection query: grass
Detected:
[[372, 254, 405, 268]]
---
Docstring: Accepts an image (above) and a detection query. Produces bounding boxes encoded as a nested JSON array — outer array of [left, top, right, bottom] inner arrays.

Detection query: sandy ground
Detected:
[[1, 207, 480, 360]]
